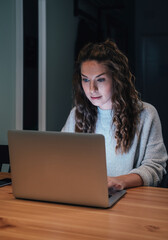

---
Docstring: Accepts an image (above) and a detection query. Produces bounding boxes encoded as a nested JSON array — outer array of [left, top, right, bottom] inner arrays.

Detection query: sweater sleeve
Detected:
[[129, 103, 167, 186]]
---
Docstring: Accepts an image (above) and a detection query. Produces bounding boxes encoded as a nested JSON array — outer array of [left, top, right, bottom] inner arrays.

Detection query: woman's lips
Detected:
[[91, 96, 102, 100]]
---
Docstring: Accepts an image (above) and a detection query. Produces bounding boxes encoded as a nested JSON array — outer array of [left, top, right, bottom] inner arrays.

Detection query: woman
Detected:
[[62, 39, 167, 190]]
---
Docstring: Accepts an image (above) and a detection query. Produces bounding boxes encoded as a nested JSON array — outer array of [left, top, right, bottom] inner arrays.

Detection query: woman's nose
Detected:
[[90, 81, 98, 93]]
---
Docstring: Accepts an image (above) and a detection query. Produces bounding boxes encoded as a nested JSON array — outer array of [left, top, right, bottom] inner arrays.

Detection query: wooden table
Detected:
[[0, 173, 168, 240]]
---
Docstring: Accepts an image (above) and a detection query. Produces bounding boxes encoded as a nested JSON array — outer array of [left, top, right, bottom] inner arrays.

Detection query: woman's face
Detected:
[[81, 60, 113, 110]]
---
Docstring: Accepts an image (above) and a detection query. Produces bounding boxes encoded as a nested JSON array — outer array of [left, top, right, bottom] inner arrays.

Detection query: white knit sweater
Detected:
[[61, 102, 167, 186]]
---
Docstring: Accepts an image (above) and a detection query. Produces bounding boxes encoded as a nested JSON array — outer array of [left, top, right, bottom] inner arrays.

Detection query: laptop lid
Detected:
[[8, 130, 126, 208]]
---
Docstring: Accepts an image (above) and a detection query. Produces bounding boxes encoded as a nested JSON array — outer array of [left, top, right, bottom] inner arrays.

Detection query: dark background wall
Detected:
[[134, 0, 168, 153]]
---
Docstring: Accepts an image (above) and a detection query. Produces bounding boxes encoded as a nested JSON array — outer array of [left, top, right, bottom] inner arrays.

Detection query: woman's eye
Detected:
[[97, 78, 105, 82], [82, 78, 89, 83]]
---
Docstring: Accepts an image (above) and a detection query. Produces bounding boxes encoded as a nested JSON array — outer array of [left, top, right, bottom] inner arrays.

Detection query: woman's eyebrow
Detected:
[[96, 72, 106, 78], [81, 73, 88, 77], [81, 72, 106, 78]]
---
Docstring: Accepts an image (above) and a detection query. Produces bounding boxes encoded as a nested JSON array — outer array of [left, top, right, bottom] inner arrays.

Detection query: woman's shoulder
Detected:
[[64, 106, 76, 122], [141, 101, 159, 117], [140, 101, 161, 125], [70, 106, 76, 114], [61, 107, 76, 132], [66, 106, 76, 122]]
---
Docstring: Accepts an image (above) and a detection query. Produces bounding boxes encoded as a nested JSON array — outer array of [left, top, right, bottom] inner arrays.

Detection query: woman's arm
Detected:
[[108, 173, 143, 190], [129, 104, 167, 186]]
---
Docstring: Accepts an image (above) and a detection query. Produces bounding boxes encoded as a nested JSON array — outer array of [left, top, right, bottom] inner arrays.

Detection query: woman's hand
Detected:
[[107, 176, 125, 191], [107, 173, 143, 191]]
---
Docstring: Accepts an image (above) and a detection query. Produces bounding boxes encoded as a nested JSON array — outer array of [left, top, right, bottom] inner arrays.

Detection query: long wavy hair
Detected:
[[73, 39, 142, 153]]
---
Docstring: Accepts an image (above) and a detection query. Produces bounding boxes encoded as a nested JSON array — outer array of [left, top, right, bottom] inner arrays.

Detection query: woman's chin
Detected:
[[89, 100, 100, 107]]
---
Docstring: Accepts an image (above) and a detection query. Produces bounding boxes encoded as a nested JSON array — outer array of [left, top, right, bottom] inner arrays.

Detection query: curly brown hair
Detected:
[[73, 39, 142, 153]]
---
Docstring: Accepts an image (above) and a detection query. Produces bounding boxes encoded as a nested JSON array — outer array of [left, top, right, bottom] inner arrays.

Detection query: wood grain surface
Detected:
[[0, 172, 168, 239]]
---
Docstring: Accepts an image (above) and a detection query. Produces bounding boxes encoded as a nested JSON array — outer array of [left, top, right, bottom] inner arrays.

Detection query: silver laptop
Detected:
[[8, 130, 126, 208]]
